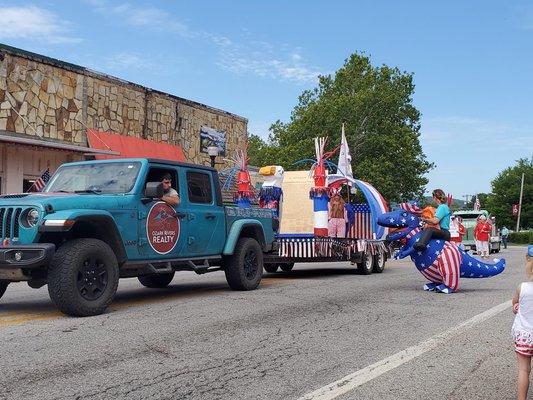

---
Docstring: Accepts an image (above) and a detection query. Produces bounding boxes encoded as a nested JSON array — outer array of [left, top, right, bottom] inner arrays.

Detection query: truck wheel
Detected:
[[279, 263, 294, 272], [138, 272, 175, 288], [373, 251, 386, 273], [47, 239, 119, 317], [0, 280, 8, 299], [264, 264, 279, 273], [224, 237, 263, 291], [357, 253, 374, 275]]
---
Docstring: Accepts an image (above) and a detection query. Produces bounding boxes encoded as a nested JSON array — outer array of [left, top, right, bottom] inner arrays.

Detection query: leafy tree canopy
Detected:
[[486, 157, 532, 229], [248, 53, 433, 202]]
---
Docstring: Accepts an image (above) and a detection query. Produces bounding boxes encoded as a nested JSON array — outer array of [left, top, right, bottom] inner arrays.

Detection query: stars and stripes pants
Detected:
[[418, 242, 462, 291]]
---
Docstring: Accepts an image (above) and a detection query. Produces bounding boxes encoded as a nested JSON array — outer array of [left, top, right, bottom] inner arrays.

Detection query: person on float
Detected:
[[160, 173, 180, 206], [413, 189, 451, 251], [328, 189, 347, 238], [511, 246, 533, 400], [474, 214, 491, 259]]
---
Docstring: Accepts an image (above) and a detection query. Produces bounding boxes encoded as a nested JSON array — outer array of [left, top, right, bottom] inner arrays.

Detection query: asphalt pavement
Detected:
[[0, 245, 527, 400]]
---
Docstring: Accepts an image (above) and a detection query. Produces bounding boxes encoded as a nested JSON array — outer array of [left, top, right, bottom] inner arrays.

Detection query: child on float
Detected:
[[413, 189, 451, 251], [512, 245, 533, 400]]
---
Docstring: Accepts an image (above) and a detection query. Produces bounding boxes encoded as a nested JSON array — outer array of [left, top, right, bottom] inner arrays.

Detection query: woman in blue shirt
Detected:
[[413, 189, 451, 251]]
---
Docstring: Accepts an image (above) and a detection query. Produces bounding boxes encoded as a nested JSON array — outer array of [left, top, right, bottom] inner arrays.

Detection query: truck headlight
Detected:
[[24, 209, 40, 227]]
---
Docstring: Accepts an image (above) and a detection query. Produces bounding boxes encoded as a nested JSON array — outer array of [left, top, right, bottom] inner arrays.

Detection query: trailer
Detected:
[[264, 234, 391, 275]]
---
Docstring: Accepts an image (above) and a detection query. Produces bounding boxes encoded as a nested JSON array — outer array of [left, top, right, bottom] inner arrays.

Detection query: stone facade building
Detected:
[[0, 44, 247, 193]]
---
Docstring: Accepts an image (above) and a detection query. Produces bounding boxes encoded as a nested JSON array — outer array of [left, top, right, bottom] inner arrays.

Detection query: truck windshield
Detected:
[[45, 162, 141, 194]]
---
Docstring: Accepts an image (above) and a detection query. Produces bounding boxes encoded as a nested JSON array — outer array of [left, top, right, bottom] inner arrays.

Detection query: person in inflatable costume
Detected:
[[377, 202, 505, 294]]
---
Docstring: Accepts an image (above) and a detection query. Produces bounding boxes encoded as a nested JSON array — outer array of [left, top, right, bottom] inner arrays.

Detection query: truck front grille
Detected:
[[0, 207, 24, 240]]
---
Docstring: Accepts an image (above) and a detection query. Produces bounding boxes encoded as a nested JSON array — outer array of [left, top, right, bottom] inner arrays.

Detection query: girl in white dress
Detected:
[[512, 246, 533, 400]]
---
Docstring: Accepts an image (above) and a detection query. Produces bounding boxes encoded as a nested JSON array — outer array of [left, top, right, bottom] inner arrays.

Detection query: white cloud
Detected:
[[215, 40, 322, 84], [0, 6, 80, 44], [88, 1, 194, 37], [87, 1, 323, 84]]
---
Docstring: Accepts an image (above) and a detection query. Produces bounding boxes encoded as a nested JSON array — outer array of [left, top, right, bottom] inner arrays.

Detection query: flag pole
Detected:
[[343, 122, 350, 204], [516, 172, 525, 232]]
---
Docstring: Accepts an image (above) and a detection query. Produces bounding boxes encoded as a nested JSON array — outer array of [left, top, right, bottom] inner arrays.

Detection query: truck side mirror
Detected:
[[144, 182, 164, 199]]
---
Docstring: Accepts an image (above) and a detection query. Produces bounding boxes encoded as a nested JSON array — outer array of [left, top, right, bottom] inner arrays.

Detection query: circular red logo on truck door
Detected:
[[146, 202, 180, 254]]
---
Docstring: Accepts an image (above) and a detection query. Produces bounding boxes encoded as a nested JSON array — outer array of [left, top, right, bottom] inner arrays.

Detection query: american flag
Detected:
[[474, 195, 481, 211], [347, 203, 373, 239], [32, 168, 51, 192]]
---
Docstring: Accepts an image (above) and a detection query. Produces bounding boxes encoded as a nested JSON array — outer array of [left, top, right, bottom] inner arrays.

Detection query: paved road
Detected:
[[0, 246, 526, 400]]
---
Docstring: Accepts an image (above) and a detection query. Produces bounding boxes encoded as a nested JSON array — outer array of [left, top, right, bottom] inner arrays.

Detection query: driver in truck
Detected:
[[161, 173, 180, 206]]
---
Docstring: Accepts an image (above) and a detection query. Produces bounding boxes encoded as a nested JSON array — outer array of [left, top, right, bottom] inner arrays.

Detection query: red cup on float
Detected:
[[313, 162, 326, 187], [237, 170, 252, 192]]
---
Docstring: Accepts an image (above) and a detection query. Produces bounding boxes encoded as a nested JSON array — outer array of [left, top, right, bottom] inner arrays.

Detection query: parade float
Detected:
[[260, 125, 392, 274]]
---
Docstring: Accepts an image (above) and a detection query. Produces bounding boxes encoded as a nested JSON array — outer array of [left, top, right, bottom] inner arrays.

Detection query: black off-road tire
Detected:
[[0, 280, 8, 299], [373, 250, 386, 273], [138, 272, 175, 288], [224, 237, 263, 291], [47, 239, 119, 317], [264, 264, 279, 273], [279, 262, 294, 272], [357, 252, 374, 275]]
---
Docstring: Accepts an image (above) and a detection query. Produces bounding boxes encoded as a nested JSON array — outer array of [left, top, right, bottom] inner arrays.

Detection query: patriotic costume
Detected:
[[512, 283, 533, 356], [258, 166, 284, 219], [377, 203, 505, 294]]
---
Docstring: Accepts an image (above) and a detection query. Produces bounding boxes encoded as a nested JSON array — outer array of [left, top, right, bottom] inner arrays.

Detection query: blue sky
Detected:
[[1, 1, 532, 201]]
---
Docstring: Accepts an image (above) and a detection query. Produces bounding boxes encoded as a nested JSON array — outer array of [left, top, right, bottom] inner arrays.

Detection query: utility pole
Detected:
[[516, 172, 525, 232]]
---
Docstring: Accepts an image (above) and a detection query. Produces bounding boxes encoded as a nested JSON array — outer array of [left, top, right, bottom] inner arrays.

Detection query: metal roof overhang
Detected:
[[0, 131, 120, 156]]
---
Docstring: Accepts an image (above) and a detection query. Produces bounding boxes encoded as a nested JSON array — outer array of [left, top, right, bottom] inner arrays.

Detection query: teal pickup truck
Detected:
[[0, 158, 275, 316]]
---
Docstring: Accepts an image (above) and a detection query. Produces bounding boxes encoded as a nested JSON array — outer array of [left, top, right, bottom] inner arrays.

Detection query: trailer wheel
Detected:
[[357, 253, 374, 275], [279, 263, 294, 272], [138, 272, 175, 288], [373, 251, 386, 273], [224, 237, 263, 291], [47, 238, 119, 317], [264, 264, 279, 273], [0, 280, 8, 300]]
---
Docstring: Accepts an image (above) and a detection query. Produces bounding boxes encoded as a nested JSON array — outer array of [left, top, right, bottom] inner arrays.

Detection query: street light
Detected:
[[207, 146, 219, 168]]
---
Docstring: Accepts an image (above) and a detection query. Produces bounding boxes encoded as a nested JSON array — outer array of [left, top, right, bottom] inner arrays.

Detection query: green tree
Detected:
[[253, 53, 433, 202], [465, 193, 492, 210], [247, 134, 277, 167], [486, 157, 532, 230]]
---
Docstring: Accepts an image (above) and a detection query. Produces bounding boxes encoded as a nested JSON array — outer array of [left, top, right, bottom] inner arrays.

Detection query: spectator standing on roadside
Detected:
[[511, 246, 533, 400], [501, 226, 510, 249], [474, 215, 491, 259]]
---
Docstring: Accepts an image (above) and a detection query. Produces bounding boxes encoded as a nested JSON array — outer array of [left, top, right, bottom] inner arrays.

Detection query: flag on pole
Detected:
[[31, 168, 51, 192], [336, 123, 353, 180], [474, 195, 481, 211]]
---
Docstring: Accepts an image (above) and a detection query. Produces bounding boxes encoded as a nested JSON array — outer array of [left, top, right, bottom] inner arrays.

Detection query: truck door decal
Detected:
[[146, 202, 180, 254]]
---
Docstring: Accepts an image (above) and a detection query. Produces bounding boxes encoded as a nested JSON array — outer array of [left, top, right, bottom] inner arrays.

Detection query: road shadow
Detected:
[[0, 278, 284, 316], [264, 267, 378, 280]]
